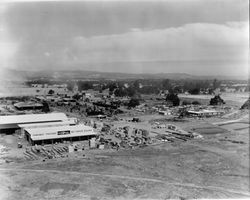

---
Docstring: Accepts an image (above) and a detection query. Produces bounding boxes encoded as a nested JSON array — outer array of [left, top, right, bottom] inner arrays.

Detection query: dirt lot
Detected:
[[0, 113, 249, 200]]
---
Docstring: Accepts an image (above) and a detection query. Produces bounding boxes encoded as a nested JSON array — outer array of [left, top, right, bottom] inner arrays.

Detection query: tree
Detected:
[[162, 79, 171, 90], [108, 82, 117, 92], [172, 86, 182, 94], [67, 82, 74, 91], [72, 93, 81, 101], [138, 86, 159, 94], [166, 93, 180, 106], [42, 101, 50, 113], [189, 88, 200, 95], [126, 87, 136, 97], [133, 80, 140, 89], [48, 89, 54, 95], [78, 81, 93, 91], [114, 87, 126, 97], [210, 95, 225, 105], [128, 98, 140, 108], [208, 88, 214, 95], [213, 79, 221, 90]]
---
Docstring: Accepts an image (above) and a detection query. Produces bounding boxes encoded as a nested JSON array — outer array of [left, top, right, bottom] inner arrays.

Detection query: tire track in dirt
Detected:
[[0, 167, 249, 197]]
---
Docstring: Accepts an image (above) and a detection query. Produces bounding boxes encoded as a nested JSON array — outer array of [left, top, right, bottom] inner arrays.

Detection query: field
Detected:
[[0, 113, 249, 200], [0, 85, 67, 98], [179, 93, 249, 107]]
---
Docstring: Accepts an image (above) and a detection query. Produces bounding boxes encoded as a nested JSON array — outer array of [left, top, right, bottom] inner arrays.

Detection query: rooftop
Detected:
[[25, 124, 95, 141], [18, 121, 75, 129], [0, 113, 68, 125], [14, 102, 43, 108]]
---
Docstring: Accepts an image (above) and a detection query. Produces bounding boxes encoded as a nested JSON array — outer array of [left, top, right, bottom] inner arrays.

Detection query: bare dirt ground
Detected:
[[0, 113, 249, 200], [0, 92, 249, 200]]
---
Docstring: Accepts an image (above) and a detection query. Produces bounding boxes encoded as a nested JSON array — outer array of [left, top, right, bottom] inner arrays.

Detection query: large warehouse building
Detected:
[[0, 113, 68, 134], [0, 112, 96, 145], [0, 113, 96, 145], [24, 124, 96, 145], [18, 120, 76, 135]]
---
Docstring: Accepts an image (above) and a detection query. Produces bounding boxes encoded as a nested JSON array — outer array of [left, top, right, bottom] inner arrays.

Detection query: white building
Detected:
[[18, 120, 76, 135], [24, 124, 96, 145], [0, 113, 68, 134]]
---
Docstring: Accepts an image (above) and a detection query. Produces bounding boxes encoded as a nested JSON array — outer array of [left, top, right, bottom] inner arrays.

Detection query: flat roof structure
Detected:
[[0, 113, 67, 125], [25, 124, 95, 141], [18, 121, 75, 129], [14, 102, 43, 110], [0, 113, 68, 131], [187, 110, 224, 116]]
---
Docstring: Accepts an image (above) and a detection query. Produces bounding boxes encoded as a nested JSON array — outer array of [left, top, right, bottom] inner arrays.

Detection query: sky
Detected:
[[0, 0, 249, 77]]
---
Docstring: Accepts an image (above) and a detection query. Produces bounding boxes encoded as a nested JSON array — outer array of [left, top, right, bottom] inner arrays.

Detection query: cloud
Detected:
[[0, 4, 18, 72], [66, 21, 248, 64]]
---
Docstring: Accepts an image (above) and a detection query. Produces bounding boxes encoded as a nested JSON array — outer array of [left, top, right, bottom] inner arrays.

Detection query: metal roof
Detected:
[[14, 102, 43, 108], [188, 110, 224, 114], [25, 124, 95, 141], [0, 113, 67, 125], [18, 121, 74, 129]]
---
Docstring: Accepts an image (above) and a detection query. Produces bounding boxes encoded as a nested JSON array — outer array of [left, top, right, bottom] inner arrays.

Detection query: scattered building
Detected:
[[159, 110, 172, 115], [14, 102, 44, 110]]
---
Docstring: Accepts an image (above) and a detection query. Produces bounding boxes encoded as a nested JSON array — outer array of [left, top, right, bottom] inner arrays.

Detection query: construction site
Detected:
[[0, 1, 249, 198], [0, 92, 249, 199]]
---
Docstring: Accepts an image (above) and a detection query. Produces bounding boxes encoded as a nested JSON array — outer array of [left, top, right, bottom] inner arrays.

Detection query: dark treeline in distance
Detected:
[[26, 78, 249, 98]]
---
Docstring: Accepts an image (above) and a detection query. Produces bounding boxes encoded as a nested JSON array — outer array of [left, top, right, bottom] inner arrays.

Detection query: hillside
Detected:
[[3, 68, 248, 81]]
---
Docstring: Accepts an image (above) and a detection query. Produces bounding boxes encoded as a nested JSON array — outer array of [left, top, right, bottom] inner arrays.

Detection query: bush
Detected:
[[128, 98, 140, 108], [189, 88, 200, 95], [192, 101, 201, 105], [48, 89, 54, 95], [182, 100, 191, 105]]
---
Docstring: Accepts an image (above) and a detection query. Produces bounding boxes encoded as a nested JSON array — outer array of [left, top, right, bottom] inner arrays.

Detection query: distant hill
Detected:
[[3, 68, 248, 81]]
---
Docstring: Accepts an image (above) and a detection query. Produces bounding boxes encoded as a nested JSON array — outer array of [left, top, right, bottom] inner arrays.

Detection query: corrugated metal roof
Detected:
[[0, 113, 67, 125], [25, 124, 95, 141], [14, 102, 43, 108], [18, 121, 74, 128]]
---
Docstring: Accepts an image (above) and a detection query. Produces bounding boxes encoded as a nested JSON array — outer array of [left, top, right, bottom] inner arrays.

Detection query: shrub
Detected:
[[192, 101, 201, 105]]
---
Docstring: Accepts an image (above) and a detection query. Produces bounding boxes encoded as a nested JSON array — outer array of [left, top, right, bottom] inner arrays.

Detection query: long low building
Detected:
[[14, 102, 44, 110], [24, 124, 96, 145], [187, 110, 224, 117], [18, 119, 76, 135], [0, 113, 68, 134]]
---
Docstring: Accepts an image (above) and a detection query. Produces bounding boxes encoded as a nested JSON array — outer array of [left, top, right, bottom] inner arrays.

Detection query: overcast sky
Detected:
[[0, 0, 249, 76]]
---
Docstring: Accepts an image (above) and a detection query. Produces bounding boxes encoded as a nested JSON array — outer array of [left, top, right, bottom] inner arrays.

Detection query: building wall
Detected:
[[28, 134, 95, 145]]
